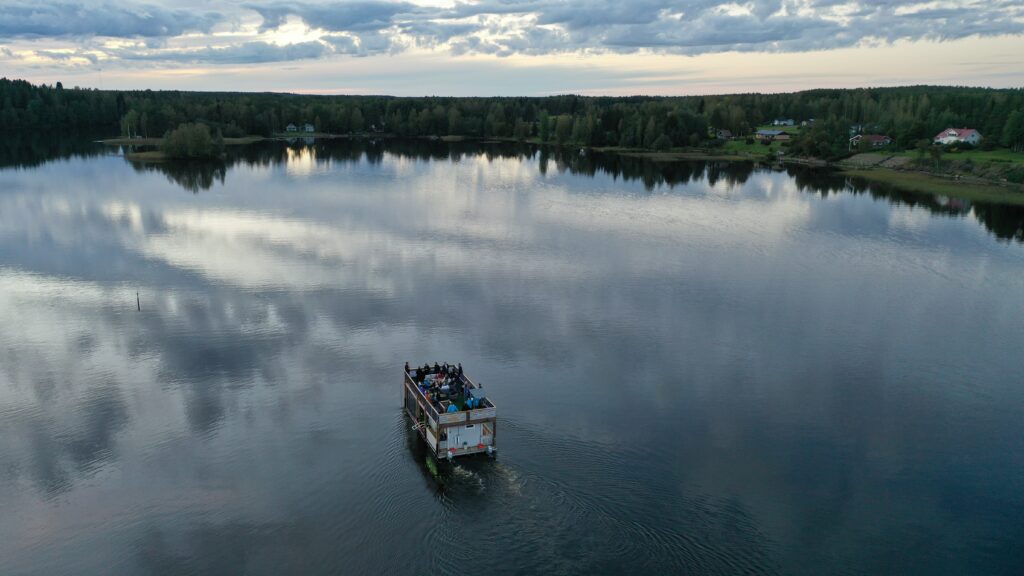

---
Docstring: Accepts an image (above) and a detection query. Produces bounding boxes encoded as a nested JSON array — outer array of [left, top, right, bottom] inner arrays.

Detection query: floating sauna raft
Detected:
[[403, 365, 497, 459]]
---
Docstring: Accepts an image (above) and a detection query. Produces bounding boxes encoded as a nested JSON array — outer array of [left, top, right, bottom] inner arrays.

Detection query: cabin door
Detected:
[[453, 424, 481, 449]]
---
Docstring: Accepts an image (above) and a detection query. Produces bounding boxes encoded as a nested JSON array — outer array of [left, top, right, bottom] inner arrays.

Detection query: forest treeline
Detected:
[[2, 77, 1023, 159]]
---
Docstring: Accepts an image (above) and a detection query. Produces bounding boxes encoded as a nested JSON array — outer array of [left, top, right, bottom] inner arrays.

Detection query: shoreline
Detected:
[[100, 135, 266, 146], [596, 147, 1024, 205], [838, 167, 1024, 205], [124, 150, 171, 162], [103, 134, 1024, 205]]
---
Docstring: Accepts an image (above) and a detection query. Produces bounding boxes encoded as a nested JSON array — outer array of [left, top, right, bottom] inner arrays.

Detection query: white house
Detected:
[[304, 123, 315, 133], [772, 118, 795, 126], [285, 123, 297, 132], [933, 128, 982, 145]]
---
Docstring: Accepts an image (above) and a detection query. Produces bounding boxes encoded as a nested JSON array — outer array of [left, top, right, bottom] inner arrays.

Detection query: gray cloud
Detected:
[[29, 41, 329, 65], [533, 0, 681, 29], [322, 32, 395, 55], [2, 0, 1022, 65], [397, 21, 480, 45], [0, 1, 223, 39], [324, 34, 360, 54], [116, 41, 330, 64], [33, 49, 100, 63], [432, 0, 1024, 56], [243, 0, 418, 32]]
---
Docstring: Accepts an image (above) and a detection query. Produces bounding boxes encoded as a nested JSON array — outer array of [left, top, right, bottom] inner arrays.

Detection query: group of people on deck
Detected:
[[407, 361, 463, 383], [405, 362, 481, 414]]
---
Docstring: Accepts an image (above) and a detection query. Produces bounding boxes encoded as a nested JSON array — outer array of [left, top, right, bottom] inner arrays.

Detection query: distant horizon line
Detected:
[[6, 77, 1022, 99]]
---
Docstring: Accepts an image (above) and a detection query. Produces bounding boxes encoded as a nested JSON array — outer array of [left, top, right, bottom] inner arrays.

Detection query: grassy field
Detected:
[[841, 168, 1024, 205], [892, 148, 1024, 165], [722, 139, 782, 156]]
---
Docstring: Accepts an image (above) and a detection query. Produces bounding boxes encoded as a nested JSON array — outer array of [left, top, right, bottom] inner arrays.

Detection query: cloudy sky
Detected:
[[2, 0, 1023, 95]]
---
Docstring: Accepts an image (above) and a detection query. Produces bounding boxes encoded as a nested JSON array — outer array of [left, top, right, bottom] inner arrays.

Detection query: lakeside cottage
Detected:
[[756, 129, 790, 142], [304, 123, 315, 133], [285, 123, 297, 132], [850, 134, 893, 148], [933, 128, 982, 145]]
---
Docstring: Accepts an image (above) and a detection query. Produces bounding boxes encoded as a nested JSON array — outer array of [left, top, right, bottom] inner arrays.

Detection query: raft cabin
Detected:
[[403, 362, 497, 460]]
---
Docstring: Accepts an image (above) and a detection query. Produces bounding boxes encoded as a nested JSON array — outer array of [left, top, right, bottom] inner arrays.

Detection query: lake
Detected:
[[1, 137, 1022, 575]]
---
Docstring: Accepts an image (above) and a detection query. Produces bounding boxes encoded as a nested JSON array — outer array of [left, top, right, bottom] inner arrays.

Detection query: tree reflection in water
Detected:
[[129, 159, 227, 194], [0, 133, 1020, 243]]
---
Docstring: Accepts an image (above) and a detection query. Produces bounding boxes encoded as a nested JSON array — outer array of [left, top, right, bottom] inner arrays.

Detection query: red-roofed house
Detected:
[[933, 128, 982, 145], [850, 134, 893, 148]]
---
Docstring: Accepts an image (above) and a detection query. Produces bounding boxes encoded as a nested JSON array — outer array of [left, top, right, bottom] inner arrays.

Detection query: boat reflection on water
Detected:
[[403, 416, 449, 490]]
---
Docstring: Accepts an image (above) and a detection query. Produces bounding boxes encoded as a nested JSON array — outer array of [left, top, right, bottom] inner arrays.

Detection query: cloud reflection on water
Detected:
[[0, 140, 1022, 574]]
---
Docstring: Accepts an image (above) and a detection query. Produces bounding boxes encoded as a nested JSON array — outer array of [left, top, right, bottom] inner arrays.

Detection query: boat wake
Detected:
[[448, 464, 486, 494]]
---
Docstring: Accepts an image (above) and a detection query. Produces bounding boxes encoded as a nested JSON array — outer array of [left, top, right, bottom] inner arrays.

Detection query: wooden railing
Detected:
[[405, 372, 440, 423], [470, 406, 497, 420], [405, 370, 497, 425], [438, 411, 466, 424]]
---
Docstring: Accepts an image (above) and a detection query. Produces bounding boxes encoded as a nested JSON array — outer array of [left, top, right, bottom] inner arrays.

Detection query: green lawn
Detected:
[[841, 168, 1024, 205], [722, 139, 783, 155], [893, 148, 1024, 165]]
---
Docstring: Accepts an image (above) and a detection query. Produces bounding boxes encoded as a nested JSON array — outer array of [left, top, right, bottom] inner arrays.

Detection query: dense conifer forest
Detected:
[[2, 78, 1023, 158]]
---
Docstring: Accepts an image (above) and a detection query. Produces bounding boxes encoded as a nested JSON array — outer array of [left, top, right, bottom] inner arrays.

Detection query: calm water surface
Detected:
[[1, 139, 1022, 575]]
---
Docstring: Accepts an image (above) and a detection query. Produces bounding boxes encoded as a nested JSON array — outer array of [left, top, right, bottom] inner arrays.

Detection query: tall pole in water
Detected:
[[137, 291, 140, 311]]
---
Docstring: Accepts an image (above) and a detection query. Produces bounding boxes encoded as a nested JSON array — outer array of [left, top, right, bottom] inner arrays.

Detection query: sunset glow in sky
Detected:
[[2, 0, 1023, 95]]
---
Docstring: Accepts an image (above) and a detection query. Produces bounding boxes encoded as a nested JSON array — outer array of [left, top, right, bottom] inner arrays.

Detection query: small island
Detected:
[[105, 124, 266, 162]]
